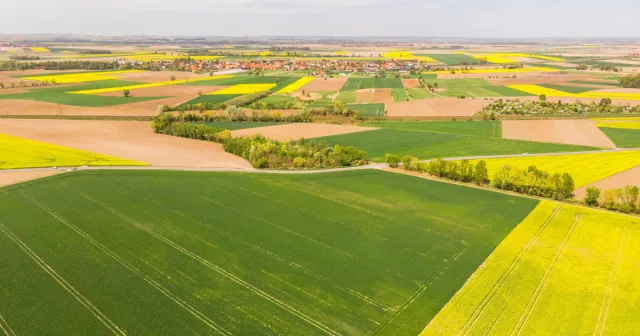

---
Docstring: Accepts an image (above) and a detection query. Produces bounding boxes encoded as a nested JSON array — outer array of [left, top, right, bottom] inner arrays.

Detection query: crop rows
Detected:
[[0, 170, 537, 335]]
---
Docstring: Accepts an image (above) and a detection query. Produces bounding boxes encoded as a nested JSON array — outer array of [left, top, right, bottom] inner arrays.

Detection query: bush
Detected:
[[584, 187, 601, 206], [385, 153, 401, 168], [620, 74, 640, 88]]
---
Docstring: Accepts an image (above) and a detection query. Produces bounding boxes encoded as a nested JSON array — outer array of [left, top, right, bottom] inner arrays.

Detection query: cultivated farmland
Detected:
[[471, 151, 640, 187], [0, 133, 146, 169], [422, 201, 640, 336], [341, 78, 404, 91], [0, 170, 538, 335]]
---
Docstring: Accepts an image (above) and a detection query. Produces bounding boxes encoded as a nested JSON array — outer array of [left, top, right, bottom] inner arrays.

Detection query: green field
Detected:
[[346, 103, 386, 116], [317, 128, 597, 162], [256, 94, 295, 105], [0, 170, 538, 335], [538, 83, 595, 94], [569, 80, 620, 87], [599, 127, 640, 148], [181, 75, 296, 86], [419, 54, 480, 65], [481, 85, 535, 97], [362, 120, 502, 137], [392, 88, 409, 102], [197, 121, 284, 130], [407, 88, 439, 100], [179, 94, 240, 106], [336, 91, 356, 103], [341, 78, 404, 91], [0, 80, 166, 107], [422, 201, 640, 335], [308, 91, 336, 107]]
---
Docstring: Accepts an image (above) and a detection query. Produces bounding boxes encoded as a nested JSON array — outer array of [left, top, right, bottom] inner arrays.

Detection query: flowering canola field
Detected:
[[422, 201, 640, 336], [469, 150, 640, 187], [383, 51, 437, 62], [592, 117, 640, 130], [69, 75, 236, 95], [209, 84, 276, 95], [507, 84, 640, 101], [22, 70, 145, 84], [0, 133, 147, 169], [29, 47, 50, 52], [277, 77, 315, 93]]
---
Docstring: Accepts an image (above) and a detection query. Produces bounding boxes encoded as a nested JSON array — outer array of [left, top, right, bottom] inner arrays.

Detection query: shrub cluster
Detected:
[[620, 74, 640, 89], [388, 154, 575, 200], [478, 99, 640, 117], [160, 106, 313, 123], [584, 185, 640, 214], [388, 155, 489, 185], [152, 113, 368, 169], [224, 135, 367, 169]]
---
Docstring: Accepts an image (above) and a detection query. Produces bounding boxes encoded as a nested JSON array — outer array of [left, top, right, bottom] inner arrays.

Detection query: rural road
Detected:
[[3, 147, 639, 176]]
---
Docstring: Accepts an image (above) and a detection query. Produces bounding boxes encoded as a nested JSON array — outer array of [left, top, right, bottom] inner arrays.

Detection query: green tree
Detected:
[[584, 187, 601, 206], [539, 94, 547, 101], [620, 73, 640, 88], [385, 153, 401, 168], [474, 160, 488, 185], [123, 89, 131, 97]]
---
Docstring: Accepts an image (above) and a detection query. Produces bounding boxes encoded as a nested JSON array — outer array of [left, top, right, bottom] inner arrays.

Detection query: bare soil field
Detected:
[[0, 119, 251, 168], [401, 79, 421, 88], [373, 89, 393, 103], [0, 99, 162, 117], [296, 77, 347, 92], [502, 120, 616, 148], [229, 123, 377, 141], [0, 170, 61, 188], [355, 91, 374, 103], [386, 98, 492, 117], [574, 165, 640, 199]]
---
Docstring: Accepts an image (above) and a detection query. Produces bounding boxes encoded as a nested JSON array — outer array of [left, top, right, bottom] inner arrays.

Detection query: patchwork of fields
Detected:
[[0, 170, 538, 335], [422, 201, 640, 335]]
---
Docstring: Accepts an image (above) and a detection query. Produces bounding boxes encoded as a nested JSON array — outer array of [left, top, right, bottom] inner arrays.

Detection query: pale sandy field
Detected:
[[0, 119, 251, 168], [229, 123, 377, 141], [574, 165, 640, 199], [0, 170, 61, 188], [385, 98, 492, 117], [502, 120, 616, 148]]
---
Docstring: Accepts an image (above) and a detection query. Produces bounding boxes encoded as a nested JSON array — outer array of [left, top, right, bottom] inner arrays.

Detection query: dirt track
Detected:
[[502, 120, 616, 148], [574, 165, 640, 199], [229, 123, 377, 141], [0, 119, 251, 168]]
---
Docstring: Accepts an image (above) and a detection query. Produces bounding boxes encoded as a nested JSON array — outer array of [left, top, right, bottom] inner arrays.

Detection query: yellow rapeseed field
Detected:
[[424, 67, 557, 74], [422, 201, 640, 335], [383, 51, 437, 62], [469, 150, 640, 187], [22, 70, 145, 84], [69, 75, 235, 95], [29, 47, 50, 52], [277, 77, 315, 93], [210, 84, 276, 95], [508, 84, 640, 101], [592, 117, 640, 129], [0, 133, 147, 169]]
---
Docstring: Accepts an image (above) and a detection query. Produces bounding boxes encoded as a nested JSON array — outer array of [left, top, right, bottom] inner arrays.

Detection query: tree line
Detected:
[[152, 113, 368, 169], [583, 185, 640, 214], [386, 154, 575, 201], [620, 74, 640, 88], [478, 99, 640, 118]]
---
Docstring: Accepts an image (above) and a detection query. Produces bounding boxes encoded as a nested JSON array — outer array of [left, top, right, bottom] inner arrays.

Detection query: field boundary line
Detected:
[[511, 214, 582, 336], [458, 205, 562, 335], [76, 191, 342, 336], [20, 192, 233, 336], [594, 224, 630, 336], [0, 314, 16, 336], [0, 222, 127, 336], [371, 205, 513, 336]]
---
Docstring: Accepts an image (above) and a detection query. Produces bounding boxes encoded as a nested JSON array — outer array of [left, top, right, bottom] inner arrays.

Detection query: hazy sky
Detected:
[[3, 0, 639, 37]]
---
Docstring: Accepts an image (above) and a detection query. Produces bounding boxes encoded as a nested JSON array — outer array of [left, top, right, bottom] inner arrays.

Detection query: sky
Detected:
[[2, 0, 639, 38]]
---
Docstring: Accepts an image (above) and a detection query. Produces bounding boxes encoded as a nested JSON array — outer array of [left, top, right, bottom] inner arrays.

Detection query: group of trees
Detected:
[[0, 80, 57, 89], [152, 113, 368, 169], [157, 106, 313, 123], [9, 55, 40, 60], [620, 73, 640, 88], [478, 99, 640, 117], [224, 135, 368, 169], [305, 100, 359, 117], [584, 185, 640, 214], [386, 154, 575, 201]]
